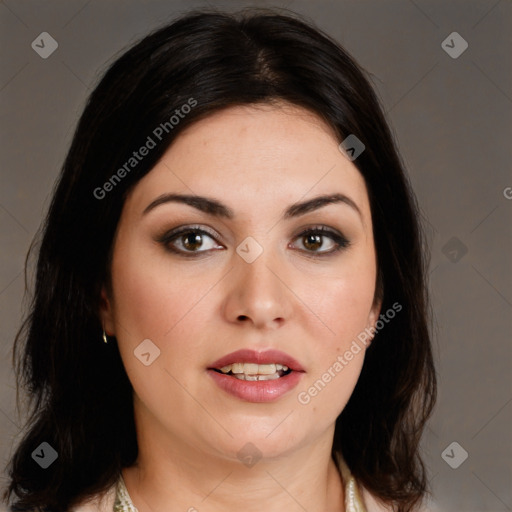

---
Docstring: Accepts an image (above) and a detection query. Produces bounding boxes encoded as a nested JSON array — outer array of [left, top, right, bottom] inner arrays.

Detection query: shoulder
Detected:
[[69, 483, 117, 512], [335, 453, 391, 512], [360, 486, 394, 512], [361, 486, 433, 512]]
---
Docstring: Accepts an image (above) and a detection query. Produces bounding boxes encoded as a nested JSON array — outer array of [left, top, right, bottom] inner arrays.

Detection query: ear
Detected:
[[99, 286, 115, 336], [367, 296, 382, 342]]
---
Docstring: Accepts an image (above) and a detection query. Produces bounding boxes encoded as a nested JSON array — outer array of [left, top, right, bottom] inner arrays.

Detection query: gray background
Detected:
[[1, 1, 511, 511]]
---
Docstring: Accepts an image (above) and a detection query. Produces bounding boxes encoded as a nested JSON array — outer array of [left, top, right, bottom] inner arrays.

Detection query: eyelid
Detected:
[[156, 224, 223, 248]]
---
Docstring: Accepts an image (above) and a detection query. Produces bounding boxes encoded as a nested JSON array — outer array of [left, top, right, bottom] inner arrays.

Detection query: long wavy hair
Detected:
[[4, 7, 436, 512]]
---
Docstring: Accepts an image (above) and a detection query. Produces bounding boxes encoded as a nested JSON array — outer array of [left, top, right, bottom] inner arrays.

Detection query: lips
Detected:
[[208, 349, 305, 372], [207, 349, 305, 403]]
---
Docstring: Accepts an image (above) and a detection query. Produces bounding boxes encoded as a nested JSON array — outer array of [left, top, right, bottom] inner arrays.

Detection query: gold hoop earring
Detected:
[[103, 330, 108, 344]]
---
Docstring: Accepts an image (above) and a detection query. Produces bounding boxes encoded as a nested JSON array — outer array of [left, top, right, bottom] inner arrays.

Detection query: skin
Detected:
[[100, 102, 381, 512]]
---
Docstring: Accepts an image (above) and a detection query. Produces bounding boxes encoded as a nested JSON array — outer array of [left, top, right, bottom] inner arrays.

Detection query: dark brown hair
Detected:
[[4, 7, 436, 511]]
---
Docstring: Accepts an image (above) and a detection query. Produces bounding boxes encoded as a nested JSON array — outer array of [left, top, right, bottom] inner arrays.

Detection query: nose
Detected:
[[222, 248, 293, 330]]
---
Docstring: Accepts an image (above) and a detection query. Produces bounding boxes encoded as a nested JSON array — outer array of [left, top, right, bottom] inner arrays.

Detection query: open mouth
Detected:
[[207, 353, 304, 402], [210, 363, 293, 381]]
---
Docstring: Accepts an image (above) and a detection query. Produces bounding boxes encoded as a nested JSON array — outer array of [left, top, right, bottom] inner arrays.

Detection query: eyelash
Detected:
[[156, 225, 350, 258]]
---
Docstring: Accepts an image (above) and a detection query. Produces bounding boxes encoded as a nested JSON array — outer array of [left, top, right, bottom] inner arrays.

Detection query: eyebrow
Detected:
[[142, 192, 362, 220]]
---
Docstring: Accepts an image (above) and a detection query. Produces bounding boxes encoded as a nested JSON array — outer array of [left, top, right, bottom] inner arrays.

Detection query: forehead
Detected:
[[125, 103, 371, 223]]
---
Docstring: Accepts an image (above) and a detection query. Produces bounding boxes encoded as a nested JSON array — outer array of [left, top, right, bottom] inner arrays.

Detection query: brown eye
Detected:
[[291, 227, 349, 256], [158, 225, 349, 258], [181, 232, 204, 251], [302, 233, 324, 251], [158, 226, 223, 257]]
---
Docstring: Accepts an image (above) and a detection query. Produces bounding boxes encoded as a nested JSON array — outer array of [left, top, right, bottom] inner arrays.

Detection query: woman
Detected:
[[4, 7, 436, 512]]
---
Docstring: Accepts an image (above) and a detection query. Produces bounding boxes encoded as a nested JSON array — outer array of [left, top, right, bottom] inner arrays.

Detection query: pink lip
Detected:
[[207, 369, 304, 403], [208, 349, 305, 372], [207, 349, 305, 403]]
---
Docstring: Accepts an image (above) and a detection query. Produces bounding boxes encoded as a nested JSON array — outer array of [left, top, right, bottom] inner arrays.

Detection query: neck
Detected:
[[122, 433, 345, 512]]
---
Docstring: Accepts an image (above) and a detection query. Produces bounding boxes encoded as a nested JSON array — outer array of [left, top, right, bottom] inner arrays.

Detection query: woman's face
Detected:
[[101, 103, 381, 464]]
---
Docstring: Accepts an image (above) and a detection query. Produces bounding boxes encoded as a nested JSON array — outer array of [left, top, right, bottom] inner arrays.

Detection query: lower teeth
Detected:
[[233, 371, 283, 381]]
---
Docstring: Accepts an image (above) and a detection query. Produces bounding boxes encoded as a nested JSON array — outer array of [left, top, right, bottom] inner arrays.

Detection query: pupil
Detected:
[[183, 233, 202, 250], [304, 234, 321, 250]]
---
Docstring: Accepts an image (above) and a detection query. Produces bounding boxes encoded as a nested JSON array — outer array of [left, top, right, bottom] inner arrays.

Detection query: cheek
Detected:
[[111, 259, 171, 339], [109, 238, 216, 374], [108, 241, 208, 410], [314, 255, 377, 349], [297, 251, 376, 415], [110, 238, 196, 339]]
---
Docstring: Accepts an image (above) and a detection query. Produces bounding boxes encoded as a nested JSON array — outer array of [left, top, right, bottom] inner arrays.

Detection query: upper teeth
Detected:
[[219, 363, 289, 375]]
